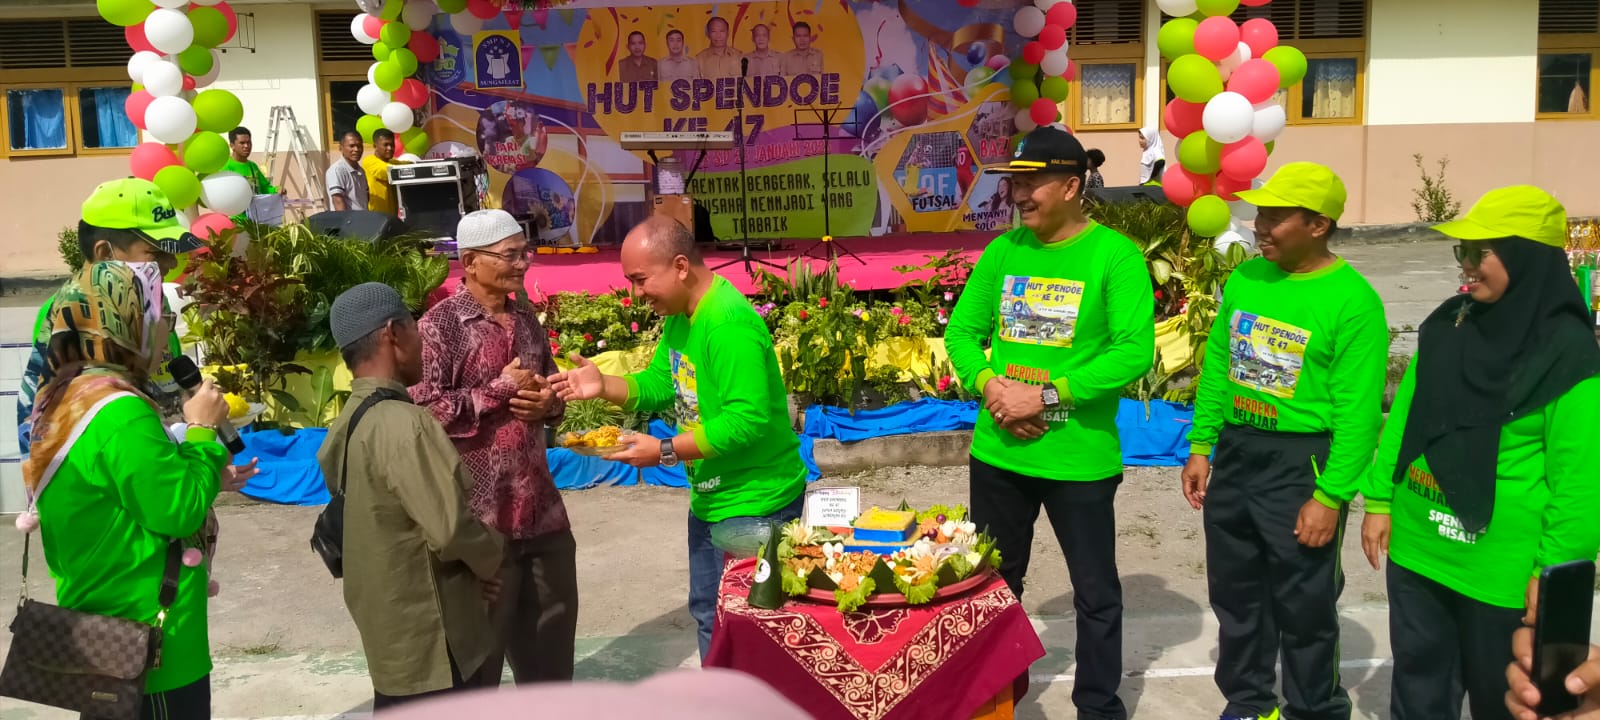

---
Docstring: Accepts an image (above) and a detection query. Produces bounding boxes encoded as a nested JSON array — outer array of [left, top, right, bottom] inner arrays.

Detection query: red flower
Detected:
[[630, 321, 640, 332], [890, 306, 903, 316], [1154, 289, 1165, 300], [800, 309, 809, 320], [548, 328, 558, 338], [583, 333, 594, 341], [551, 343, 561, 354], [898, 315, 912, 325], [819, 297, 829, 308], [621, 296, 632, 307], [937, 376, 952, 393]]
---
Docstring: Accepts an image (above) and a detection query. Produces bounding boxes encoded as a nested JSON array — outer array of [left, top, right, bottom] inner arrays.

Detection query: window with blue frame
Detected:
[[2, 18, 139, 155]]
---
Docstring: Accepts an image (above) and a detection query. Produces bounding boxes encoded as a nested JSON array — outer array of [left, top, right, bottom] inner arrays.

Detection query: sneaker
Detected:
[[1218, 710, 1280, 720]]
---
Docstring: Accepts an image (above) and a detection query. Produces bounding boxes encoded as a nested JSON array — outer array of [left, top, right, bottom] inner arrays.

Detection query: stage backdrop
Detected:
[[420, 0, 1029, 247]]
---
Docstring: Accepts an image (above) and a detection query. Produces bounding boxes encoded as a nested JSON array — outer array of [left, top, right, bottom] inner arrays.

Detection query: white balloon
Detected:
[[351, 14, 379, 45], [403, 0, 436, 31], [357, 84, 392, 116], [1213, 229, 1249, 253], [1014, 7, 1047, 37], [1156, 0, 1199, 17], [450, 11, 484, 35], [1040, 49, 1070, 77], [152, 0, 188, 9], [397, 153, 423, 163], [1219, 42, 1251, 80], [189, 0, 223, 5], [1202, 91, 1255, 144], [1014, 108, 1038, 133], [142, 59, 184, 98], [175, 206, 195, 229], [1035, 0, 1070, 9], [128, 51, 162, 84], [145, 96, 198, 144], [367, 63, 380, 85], [144, 9, 194, 56], [381, 102, 415, 133], [200, 171, 253, 216], [1251, 101, 1288, 143], [193, 50, 223, 88]]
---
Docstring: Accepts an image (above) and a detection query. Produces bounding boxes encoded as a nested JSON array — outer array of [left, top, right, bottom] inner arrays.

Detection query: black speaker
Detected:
[[1088, 186, 1169, 205], [692, 199, 717, 244], [306, 210, 408, 243]]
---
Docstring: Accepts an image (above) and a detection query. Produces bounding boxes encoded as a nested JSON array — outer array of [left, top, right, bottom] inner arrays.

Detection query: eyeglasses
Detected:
[[472, 246, 533, 264], [1452, 243, 1493, 266]]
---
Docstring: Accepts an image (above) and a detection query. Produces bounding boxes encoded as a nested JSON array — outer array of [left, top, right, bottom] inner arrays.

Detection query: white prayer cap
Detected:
[[455, 209, 523, 250]]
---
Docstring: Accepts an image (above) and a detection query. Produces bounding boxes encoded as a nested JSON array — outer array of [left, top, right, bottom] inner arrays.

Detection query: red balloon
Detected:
[[1227, 59, 1281, 104], [888, 73, 930, 126], [1029, 97, 1059, 126], [1215, 173, 1250, 201], [215, 2, 238, 44], [1038, 24, 1067, 51], [1240, 19, 1279, 58], [1163, 165, 1212, 208], [1163, 99, 1205, 138], [1045, 3, 1077, 30], [1194, 16, 1241, 62], [958, 0, 978, 6], [396, 79, 428, 109], [467, 0, 499, 20], [182, 75, 196, 91], [126, 24, 156, 53], [1022, 41, 1046, 66], [1219, 137, 1269, 182], [394, 138, 406, 157], [362, 14, 385, 39], [1240, 0, 1271, 5], [191, 213, 235, 241], [124, 90, 155, 130], [131, 142, 181, 181], [409, 32, 440, 64]]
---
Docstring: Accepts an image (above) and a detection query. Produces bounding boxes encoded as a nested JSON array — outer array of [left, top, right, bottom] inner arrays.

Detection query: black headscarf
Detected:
[[1394, 237, 1600, 533]]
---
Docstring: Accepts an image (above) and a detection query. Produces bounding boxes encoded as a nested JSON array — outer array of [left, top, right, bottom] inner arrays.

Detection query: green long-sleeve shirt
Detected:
[[1364, 356, 1600, 608], [624, 275, 806, 522], [1187, 257, 1389, 506], [223, 157, 276, 195], [945, 222, 1156, 481], [35, 395, 228, 694]]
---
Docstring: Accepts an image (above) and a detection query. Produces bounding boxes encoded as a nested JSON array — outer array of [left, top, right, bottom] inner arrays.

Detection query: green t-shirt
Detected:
[[223, 157, 276, 195], [1365, 356, 1600, 608], [945, 222, 1156, 481], [35, 395, 228, 693], [624, 275, 807, 522], [1188, 257, 1390, 505]]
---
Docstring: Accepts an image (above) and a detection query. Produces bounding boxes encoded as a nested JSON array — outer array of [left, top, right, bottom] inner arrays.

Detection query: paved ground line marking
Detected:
[[1030, 657, 1393, 684]]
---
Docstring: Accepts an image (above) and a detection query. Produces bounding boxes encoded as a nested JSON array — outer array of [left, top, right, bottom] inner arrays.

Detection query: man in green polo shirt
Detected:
[[1182, 162, 1388, 720], [946, 125, 1156, 720], [550, 216, 806, 661], [224, 127, 278, 195]]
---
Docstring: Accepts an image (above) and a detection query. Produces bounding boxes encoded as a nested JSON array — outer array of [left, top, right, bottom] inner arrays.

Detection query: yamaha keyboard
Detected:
[[619, 131, 736, 150]]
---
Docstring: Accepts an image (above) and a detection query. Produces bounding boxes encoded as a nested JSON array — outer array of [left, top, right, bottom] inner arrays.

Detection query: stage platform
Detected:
[[442, 230, 994, 299]]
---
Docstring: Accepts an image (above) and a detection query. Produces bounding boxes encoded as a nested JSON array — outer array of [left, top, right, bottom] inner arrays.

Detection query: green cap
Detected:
[[1233, 161, 1347, 222], [81, 178, 203, 255], [1432, 185, 1568, 248]]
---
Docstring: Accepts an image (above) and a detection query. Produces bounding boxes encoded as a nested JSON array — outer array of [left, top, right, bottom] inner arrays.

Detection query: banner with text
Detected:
[[421, 1, 1025, 246]]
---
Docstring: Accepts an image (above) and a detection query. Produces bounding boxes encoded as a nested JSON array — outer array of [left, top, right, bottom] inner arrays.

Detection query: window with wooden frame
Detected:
[[317, 11, 372, 148], [0, 18, 139, 158], [1065, 0, 1144, 131], [1536, 0, 1599, 119]]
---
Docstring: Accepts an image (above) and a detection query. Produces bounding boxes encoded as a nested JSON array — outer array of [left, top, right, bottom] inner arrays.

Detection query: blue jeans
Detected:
[[687, 494, 804, 660]]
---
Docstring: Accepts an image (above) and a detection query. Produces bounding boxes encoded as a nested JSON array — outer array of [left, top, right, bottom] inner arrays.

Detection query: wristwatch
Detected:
[[1041, 384, 1061, 410], [659, 438, 680, 468]]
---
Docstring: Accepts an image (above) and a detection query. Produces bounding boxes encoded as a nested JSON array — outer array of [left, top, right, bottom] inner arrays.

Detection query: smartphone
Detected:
[[1532, 559, 1597, 716]]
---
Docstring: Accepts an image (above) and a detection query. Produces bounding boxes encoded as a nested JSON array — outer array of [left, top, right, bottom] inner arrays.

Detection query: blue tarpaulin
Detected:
[[237, 427, 332, 506]]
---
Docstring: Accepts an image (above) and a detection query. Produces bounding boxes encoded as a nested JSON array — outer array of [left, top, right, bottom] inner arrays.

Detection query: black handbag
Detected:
[[0, 537, 182, 719], [311, 388, 408, 578]]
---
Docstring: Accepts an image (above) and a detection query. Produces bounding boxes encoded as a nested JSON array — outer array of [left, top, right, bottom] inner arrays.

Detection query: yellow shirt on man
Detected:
[[362, 155, 408, 215]]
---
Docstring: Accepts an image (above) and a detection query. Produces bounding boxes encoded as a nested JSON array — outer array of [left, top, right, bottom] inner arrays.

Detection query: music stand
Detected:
[[712, 61, 784, 276], [792, 106, 863, 265]]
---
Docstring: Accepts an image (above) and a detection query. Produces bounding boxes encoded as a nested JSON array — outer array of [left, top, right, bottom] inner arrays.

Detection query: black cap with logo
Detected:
[[983, 125, 1087, 175]]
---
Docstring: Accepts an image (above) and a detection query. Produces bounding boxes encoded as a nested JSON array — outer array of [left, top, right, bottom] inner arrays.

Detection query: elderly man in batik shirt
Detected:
[[411, 209, 577, 685]]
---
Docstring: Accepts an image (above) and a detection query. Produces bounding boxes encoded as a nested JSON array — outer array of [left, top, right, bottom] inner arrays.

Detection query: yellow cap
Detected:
[[1232, 162, 1347, 222], [1432, 185, 1568, 248]]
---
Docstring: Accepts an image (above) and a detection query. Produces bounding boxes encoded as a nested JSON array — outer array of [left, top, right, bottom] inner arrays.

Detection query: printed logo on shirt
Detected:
[[998, 275, 1084, 348], [1408, 467, 1479, 544], [671, 350, 703, 433], [1230, 394, 1280, 431], [1227, 311, 1311, 400], [1002, 364, 1070, 425]]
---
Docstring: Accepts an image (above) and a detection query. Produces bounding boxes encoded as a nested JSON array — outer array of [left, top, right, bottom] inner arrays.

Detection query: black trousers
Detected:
[[1387, 561, 1522, 720], [82, 676, 210, 720], [970, 457, 1126, 720], [1205, 424, 1351, 720]]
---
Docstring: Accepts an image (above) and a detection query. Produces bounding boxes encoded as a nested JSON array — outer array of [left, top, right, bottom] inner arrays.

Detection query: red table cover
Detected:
[[705, 558, 1045, 720]]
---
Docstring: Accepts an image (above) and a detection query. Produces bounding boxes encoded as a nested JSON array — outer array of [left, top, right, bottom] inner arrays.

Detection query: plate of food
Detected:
[[558, 425, 628, 456]]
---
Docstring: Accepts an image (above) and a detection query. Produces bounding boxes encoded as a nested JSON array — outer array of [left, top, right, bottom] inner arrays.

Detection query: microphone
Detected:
[[167, 356, 247, 455], [741, 57, 749, 77]]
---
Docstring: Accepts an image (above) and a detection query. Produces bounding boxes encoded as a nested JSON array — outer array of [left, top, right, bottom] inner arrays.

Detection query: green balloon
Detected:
[[98, 0, 154, 27], [1009, 132, 1025, 152], [178, 46, 214, 77], [154, 166, 201, 209], [192, 89, 244, 133], [379, 22, 411, 49], [1010, 80, 1039, 109], [380, 0, 404, 21], [182, 132, 229, 174], [1263, 46, 1308, 88], [188, 6, 228, 48], [1264, 140, 1275, 154], [400, 128, 428, 152], [966, 65, 996, 87], [1178, 130, 1222, 174], [392, 48, 419, 76], [357, 114, 384, 143], [373, 43, 392, 62], [436, 0, 466, 13], [1168, 54, 1224, 103], [1157, 18, 1198, 61], [1187, 195, 1231, 237], [1008, 60, 1038, 81], [1195, 0, 1240, 16], [374, 61, 405, 92], [1040, 76, 1070, 103]]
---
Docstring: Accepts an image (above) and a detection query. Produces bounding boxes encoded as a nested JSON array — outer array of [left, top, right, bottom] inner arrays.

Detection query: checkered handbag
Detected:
[[0, 536, 181, 719]]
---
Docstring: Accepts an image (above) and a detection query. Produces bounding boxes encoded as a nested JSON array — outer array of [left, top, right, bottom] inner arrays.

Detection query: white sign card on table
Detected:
[[803, 486, 860, 528]]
